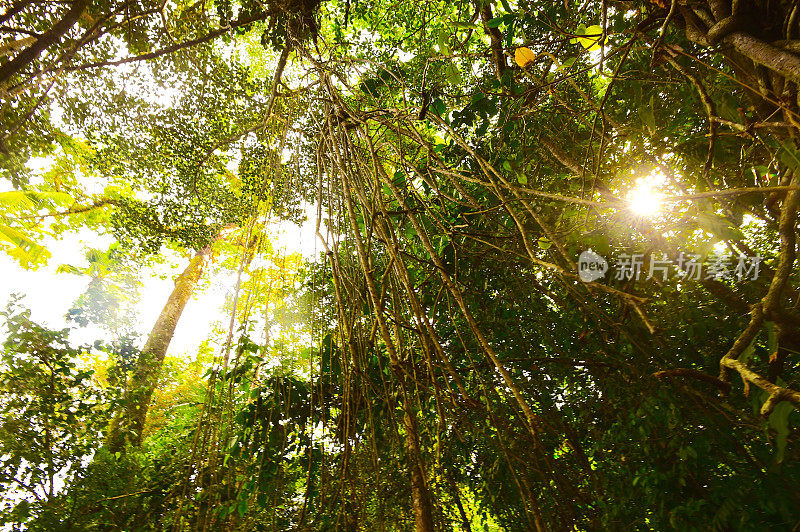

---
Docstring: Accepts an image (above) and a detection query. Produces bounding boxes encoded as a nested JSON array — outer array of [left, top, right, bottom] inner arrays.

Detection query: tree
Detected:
[[0, 299, 114, 528], [4, 0, 800, 529], [106, 247, 208, 453]]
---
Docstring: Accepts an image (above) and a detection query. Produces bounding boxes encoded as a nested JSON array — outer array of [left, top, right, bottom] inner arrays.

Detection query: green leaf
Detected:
[[487, 14, 514, 28], [697, 211, 744, 241], [765, 321, 778, 358], [430, 98, 447, 117], [0, 190, 36, 209], [505, 21, 515, 48], [56, 264, 84, 275], [767, 400, 794, 463], [537, 237, 552, 250], [444, 63, 462, 85], [556, 57, 576, 71], [779, 142, 800, 172], [437, 29, 450, 55], [237, 499, 249, 517], [451, 21, 477, 29], [0, 190, 73, 210], [570, 24, 586, 44], [487, 16, 504, 28], [0, 225, 50, 267], [638, 95, 656, 134]]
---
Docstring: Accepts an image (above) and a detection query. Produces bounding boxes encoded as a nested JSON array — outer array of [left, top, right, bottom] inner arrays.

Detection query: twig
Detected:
[[650, 0, 678, 67]]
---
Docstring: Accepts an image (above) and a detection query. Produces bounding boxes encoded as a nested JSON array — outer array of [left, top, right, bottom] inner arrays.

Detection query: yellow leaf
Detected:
[[514, 47, 536, 68], [578, 25, 604, 50]]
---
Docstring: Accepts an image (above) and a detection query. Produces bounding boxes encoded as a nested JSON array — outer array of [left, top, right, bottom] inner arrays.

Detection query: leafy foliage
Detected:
[[3, 0, 800, 530], [0, 299, 116, 528]]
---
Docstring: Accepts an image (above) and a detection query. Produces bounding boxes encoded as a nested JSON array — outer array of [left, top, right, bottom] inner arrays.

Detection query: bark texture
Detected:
[[106, 250, 207, 452]]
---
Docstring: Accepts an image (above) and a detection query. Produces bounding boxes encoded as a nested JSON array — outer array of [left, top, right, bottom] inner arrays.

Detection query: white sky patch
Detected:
[[272, 202, 326, 258], [0, 235, 232, 360], [0, 230, 113, 335], [0, 34, 327, 362], [280, 147, 293, 164], [2, 143, 325, 365], [26, 156, 55, 176], [589, 47, 604, 65], [586, 46, 612, 78], [0, 252, 87, 328], [397, 49, 414, 62], [153, 84, 181, 109], [358, 30, 380, 44], [712, 240, 729, 253], [472, 61, 484, 78]]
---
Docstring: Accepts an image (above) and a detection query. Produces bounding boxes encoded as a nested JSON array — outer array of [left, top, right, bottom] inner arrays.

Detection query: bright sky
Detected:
[[0, 206, 322, 360]]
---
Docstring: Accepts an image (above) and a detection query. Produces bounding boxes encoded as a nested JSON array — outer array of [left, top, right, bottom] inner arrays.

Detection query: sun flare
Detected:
[[627, 172, 666, 217]]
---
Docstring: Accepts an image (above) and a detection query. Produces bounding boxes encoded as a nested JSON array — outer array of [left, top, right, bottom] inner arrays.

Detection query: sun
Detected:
[[627, 172, 666, 217]]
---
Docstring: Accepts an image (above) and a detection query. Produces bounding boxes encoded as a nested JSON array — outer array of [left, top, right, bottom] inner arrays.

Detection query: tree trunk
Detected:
[[106, 249, 207, 452]]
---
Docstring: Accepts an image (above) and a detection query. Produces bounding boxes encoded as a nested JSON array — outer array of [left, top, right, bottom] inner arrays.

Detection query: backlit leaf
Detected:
[[514, 47, 536, 68], [577, 24, 604, 51]]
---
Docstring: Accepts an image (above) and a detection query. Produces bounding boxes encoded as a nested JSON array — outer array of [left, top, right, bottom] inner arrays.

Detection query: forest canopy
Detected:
[[2, 0, 800, 530]]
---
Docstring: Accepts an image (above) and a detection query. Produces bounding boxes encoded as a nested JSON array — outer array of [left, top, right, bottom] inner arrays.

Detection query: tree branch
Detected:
[[654, 368, 732, 393], [0, 0, 89, 86], [63, 10, 273, 72]]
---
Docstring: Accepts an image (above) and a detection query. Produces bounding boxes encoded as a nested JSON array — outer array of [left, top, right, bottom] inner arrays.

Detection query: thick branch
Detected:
[[719, 174, 800, 415], [0, 0, 89, 86], [478, 1, 507, 82], [721, 357, 800, 415]]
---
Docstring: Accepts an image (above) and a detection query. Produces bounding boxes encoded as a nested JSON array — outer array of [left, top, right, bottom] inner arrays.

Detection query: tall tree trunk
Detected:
[[106, 249, 207, 453]]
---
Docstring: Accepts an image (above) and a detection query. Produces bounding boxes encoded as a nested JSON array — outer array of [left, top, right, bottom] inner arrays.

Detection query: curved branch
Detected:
[[719, 172, 800, 415]]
